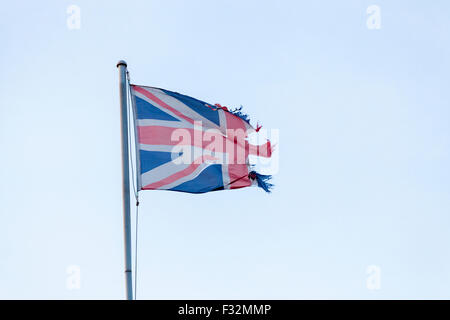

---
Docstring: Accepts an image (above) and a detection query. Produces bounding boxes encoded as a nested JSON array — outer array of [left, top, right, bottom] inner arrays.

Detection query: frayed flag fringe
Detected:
[[249, 171, 273, 193], [229, 106, 251, 124]]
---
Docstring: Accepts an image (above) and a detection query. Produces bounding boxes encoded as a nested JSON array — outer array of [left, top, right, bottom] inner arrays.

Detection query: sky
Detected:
[[1, 0, 450, 299]]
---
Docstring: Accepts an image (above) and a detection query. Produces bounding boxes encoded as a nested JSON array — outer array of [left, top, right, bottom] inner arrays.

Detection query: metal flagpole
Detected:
[[117, 60, 133, 300]]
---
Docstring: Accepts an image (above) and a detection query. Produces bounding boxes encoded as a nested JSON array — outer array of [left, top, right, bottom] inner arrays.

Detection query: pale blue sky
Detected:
[[1, 0, 450, 299]]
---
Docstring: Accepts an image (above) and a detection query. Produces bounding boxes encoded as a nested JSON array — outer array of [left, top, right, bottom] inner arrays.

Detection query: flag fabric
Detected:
[[130, 85, 273, 193]]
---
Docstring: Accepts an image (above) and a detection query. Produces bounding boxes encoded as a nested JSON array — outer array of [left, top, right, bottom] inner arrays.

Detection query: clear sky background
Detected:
[[1, 0, 450, 299]]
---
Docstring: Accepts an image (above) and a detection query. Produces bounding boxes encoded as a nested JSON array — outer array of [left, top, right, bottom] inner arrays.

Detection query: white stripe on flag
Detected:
[[156, 162, 211, 190], [140, 156, 189, 187], [137, 119, 193, 128], [133, 90, 190, 125], [218, 109, 230, 189], [145, 87, 226, 134]]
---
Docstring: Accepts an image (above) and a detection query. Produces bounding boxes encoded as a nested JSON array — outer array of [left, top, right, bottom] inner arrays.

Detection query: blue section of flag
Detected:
[[135, 96, 179, 121], [140, 150, 179, 173], [169, 164, 224, 193], [161, 89, 220, 126]]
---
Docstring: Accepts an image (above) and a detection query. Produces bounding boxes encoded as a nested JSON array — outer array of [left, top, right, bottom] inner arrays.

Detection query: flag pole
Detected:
[[117, 60, 133, 300]]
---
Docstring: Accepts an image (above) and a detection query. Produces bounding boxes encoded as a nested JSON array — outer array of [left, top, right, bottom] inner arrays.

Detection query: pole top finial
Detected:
[[117, 60, 127, 68]]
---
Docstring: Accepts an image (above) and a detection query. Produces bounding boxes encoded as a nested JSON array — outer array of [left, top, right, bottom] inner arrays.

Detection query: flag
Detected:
[[130, 85, 273, 193]]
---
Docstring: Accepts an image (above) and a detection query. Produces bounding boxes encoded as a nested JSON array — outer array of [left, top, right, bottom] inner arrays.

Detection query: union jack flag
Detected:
[[130, 85, 273, 193]]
